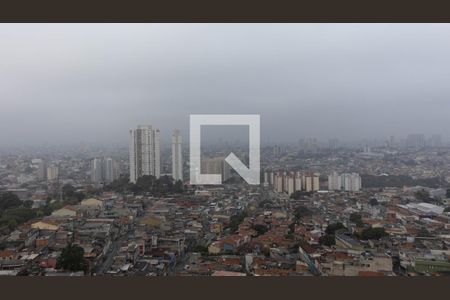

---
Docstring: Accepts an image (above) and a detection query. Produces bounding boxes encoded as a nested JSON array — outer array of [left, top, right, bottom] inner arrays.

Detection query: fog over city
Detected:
[[1, 23, 450, 147]]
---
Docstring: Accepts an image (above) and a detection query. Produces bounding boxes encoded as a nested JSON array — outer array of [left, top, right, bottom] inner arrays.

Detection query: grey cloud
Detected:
[[1, 24, 450, 147]]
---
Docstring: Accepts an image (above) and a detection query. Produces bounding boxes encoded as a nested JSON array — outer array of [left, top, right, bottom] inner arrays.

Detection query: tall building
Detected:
[[328, 171, 342, 191], [271, 170, 320, 194], [91, 158, 104, 183], [274, 171, 283, 193], [129, 125, 161, 183], [201, 157, 231, 182], [342, 173, 361, 192], [328, 172, 361, 192], [301, 172, 319, 192], [37, 159, 47, 181], [299, 138, 318, 152], [329, 138, 339, 150], [264, 171, 275, 187], [295, 171, 302, 192], [406, 134, 425, 149], [47, 165, 59, 182], [103, 157, 119, 184], [283, 171, 289, 192], [171, 129, 183, 182], [304, 176, 313, 192], [90, 157, 119, 184], [312, 174, 320, 192], [287, 173, 295, 196], [270, 172, 274, 186], [429, 134, 442, 148], [389, 136, 395, 148]]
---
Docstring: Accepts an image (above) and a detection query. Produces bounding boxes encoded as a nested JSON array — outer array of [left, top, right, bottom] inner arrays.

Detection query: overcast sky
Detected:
[[1, 24, 450, 147]]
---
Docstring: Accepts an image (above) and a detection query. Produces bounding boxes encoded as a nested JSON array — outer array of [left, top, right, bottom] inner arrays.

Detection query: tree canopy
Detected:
[[349, 212, 363, 226], [106, 175, 185, 195], [361, 175, 442, 188], [290, 191, 313, 200], [369, 198, 379, 206], [229, 211, 247, 233], [0, 192, 22, 212], [294, 205, 313, 221], [414, 189, 432, 202], [319, 234, 335, 247], [62, 184, 85, 204], [0, 193, 36, 231], [325, 222, 346, 235], [251, 224, 269, 236], [358, 227, 388, 240], [56, 243, 88, 273]]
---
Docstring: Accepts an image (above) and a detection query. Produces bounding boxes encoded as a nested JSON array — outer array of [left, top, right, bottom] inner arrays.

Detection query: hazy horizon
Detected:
[[1, 24, 450, 147]]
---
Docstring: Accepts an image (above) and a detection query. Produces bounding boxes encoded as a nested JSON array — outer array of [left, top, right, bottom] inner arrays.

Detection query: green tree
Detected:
[[258, 199, 272, 208], [173, 180, 184, 193], [229, 211, 247, 233], [290, 191, 313, 200], [192, 245, 209, 256], [6, 219, 17, 230], [56, 243, 87, 273], [361, 175, 441, 188], [349, 212, 363, 226], [251, 224, 268, 236], [369, 198, 379, 206], [62, 184, 76, 197], [107, 175, 186, 196], [415, 189, 431, 202], [0, 192, 22, 212], [359, 227, 388, 240], [0, 207, 38, 231], [62, 184, 85, 204], [294, 205, 313, 220], [284, 233, 294, 240], [319, 234, 335, 246], [106, 176, 131, 193], [325, 222, 346, 235], [23, 200, 33, 208]]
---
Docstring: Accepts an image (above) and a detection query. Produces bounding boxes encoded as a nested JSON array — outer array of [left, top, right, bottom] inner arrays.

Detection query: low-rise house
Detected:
[[51, 205, 77, 218], [80, 198, 104, 209]]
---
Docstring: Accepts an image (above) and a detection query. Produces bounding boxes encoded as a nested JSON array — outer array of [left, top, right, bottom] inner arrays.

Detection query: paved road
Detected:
[[95, 234, 127, 275]]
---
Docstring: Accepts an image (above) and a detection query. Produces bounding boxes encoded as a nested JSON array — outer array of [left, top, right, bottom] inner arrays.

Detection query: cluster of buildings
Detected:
[[31, 159, 59, 182], [2, 179, 450, 276], [328, 172, 361, 192], [0, 195, 122, 276], [0, 183, 264, 276], [129, 126, 183, 183], [2, 130, 450, 276], [263, 170, 362, 195], [405, 134, 443, 149], [263, 171, 320, 195]]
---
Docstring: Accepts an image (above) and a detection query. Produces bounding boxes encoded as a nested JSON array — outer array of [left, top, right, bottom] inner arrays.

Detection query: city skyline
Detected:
[[1, 23, 450, 277]]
